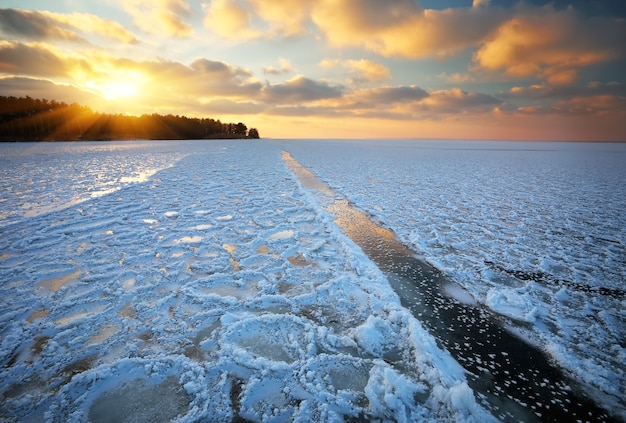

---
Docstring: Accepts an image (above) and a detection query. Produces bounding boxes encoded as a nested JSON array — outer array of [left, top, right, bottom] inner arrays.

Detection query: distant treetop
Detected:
[[0, 95, 260, 141]]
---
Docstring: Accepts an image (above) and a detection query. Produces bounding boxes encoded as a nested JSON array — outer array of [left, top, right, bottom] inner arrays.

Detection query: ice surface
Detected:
[[282, 139, 626, 419], [0, 140, 495, 422], [485, 288, 537, 322]]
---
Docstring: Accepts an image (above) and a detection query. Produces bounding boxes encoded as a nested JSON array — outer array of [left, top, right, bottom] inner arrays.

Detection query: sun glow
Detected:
[[86, 70, 146, 101], [102, 80, 138, 100]]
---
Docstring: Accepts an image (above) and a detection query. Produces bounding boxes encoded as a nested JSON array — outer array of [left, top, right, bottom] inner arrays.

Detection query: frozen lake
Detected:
[[0, 139, 624, 422]]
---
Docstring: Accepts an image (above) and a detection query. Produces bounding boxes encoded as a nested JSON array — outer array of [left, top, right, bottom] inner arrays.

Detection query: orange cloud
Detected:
[[473, 8, 624, 84], [122, 0, 193, 38]]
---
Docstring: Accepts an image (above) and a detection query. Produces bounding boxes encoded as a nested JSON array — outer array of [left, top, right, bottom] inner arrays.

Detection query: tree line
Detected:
[[0, 96, 260, 141]]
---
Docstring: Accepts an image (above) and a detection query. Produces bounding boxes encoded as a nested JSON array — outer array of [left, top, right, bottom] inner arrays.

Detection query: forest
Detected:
[[0, 96, 260, 141]]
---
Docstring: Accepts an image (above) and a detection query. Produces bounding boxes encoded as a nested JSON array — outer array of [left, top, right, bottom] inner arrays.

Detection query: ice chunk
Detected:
[[48, 358, 216, 422], [485, 288, 537, 322], [221, 314, 317, 365]]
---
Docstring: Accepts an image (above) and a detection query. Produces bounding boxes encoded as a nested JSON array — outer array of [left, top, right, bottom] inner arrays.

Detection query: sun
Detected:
[[86, 70, 146, 101], [102, 80, 139, 100]]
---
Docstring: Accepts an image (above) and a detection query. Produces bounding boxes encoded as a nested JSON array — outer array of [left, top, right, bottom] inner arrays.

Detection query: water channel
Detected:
[[282, 151, 617, 422]]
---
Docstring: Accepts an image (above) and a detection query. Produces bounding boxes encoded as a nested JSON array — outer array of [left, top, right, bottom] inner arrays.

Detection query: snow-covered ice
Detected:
[[2, 139, 624, 421], [0, 140, 499, 422], [281, 138, 626, 419]]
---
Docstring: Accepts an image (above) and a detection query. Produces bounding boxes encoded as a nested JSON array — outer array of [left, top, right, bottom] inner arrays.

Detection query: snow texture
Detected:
[[0, 140, 497, 422], [282, 139, 626, 419]]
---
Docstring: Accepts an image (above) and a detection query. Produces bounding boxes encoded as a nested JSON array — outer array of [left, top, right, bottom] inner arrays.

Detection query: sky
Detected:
[[1, 0, 625, 140]]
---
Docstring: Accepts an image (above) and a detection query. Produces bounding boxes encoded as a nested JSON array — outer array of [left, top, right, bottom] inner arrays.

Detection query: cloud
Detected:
[[496, 81, 626, 117], [205, 0, 314, 39], [186, 58, 261, 97], [0, 40, 261, 106], [263, 57, 294, 75], [0, 41, 86, 78], [264, 104, 342, 117], [438, 72, 474, 84], [319, 58, 391, 84], [0, 76, 101, 104], [248, 0, 314, 37], [0, 8, 139, 44], [311, 1, 506, 59], [473, 7, 625, 84], [343, 59, 391, 83], [204, 0, 262, 39], [511, 94, 626, 117], [261, 76, 343, 103], [133, 58, 261, 100], [47, 12, 140, 44], [355, 85, 429, 104], [319, 59, 340, 69], [419, 88, 502, 114], [122, 0, 193, 37], [200, 0, 625, 91], [344, 87, 502, 118], [0, 8, 83, 42], [293, 85, 502, 120], [552, 95, 626, 116], [202, 0, 504, 57], [497, 83, 577, 100], [199, 98, 265, 115]]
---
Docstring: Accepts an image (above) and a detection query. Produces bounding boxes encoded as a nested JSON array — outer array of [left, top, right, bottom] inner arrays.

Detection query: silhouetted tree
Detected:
[[234, 122, 247, 136], [0, 96, 259, 141], [248, 128, 260, 139]]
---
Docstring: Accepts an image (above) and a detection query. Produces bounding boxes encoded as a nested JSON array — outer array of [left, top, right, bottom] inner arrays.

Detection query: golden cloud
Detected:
[[0, 40, 263, 110], [312, 3, 504, 59], [0, 41, 88, 78], [0, 8, 138, 44], [473, 8, 624, 84], [122, 0, 193, 38], [201, 1, 625, 90], [43, 11, 139, 44], [248, 0, 314, 37], [204, 0, 262, 40], [202, 0, 500, 57], [343, 59, 391, 83], [319, 58, 390, 84]]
